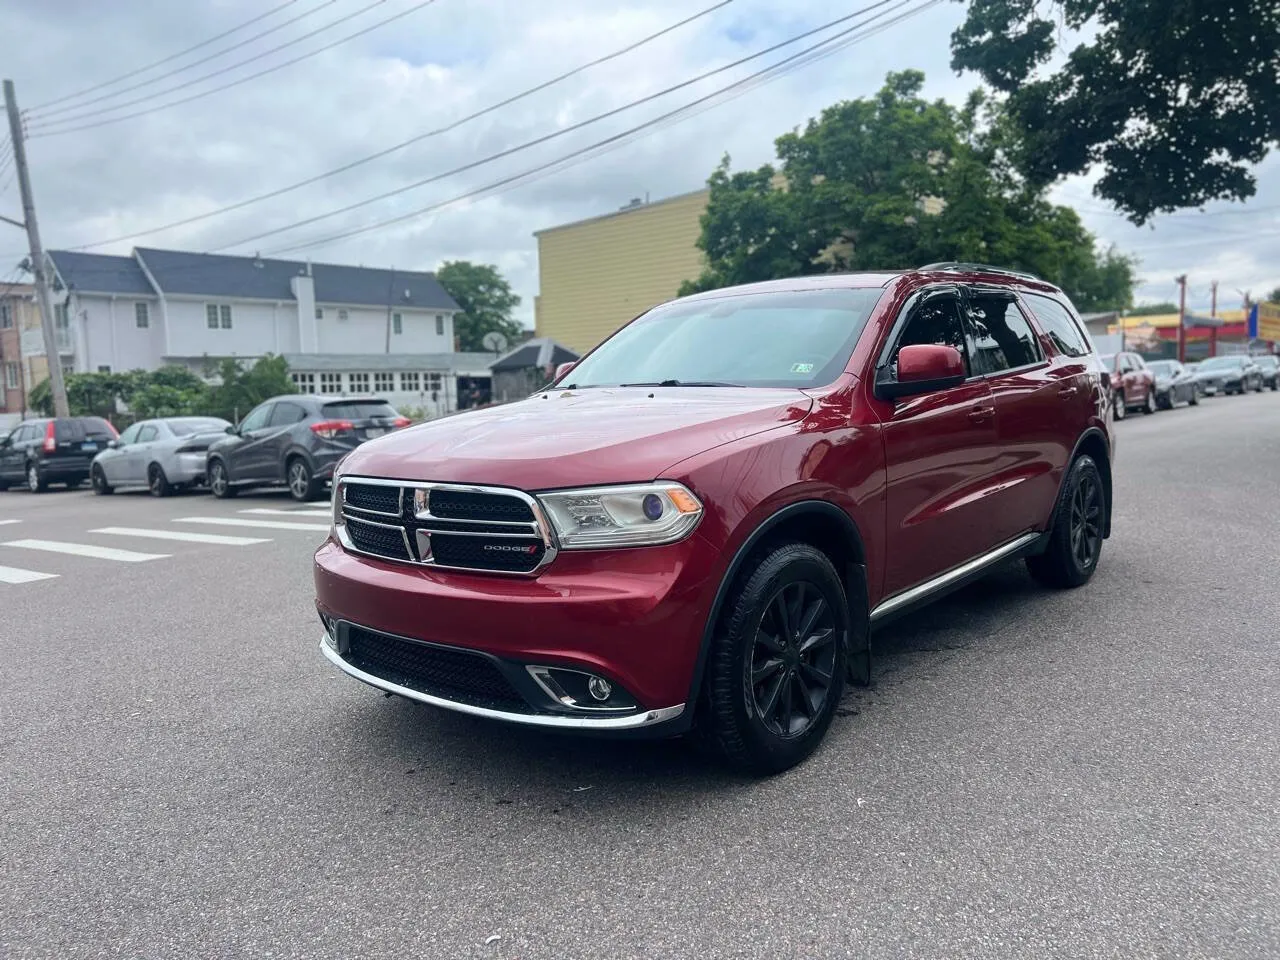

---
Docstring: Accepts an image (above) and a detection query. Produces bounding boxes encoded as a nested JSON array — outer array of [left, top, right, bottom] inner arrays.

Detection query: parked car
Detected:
[[1194, 355, 1262, 395], [0, 417, 119, 492], [1252, 354, 1279, 391], [1098, 352, 1157, 418], [314, 262, 1115, 775], [1145, 360, 1200, 409], [207, 395, 410, 502], [91, 416, 231, 497]]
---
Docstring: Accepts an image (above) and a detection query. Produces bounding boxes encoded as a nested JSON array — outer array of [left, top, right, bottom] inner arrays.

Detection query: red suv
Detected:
[[316, 263, 1114, 774]]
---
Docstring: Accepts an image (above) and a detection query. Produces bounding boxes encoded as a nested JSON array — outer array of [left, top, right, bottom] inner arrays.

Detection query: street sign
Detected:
[[1254, 302, 1280, 342]]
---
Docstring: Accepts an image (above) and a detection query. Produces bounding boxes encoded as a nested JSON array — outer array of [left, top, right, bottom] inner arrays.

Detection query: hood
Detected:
[[338, 387, 813, 489]]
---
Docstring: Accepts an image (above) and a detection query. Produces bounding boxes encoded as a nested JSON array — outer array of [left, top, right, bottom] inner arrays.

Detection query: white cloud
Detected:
[[2, 0, 1276, 326]]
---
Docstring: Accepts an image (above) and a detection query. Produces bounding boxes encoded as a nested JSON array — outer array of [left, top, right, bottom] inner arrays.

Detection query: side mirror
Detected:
[[553, 361, 577, 383], [107, 440, 118, 449], [225, 424, 237, 435], [876, 344, 966, 400]]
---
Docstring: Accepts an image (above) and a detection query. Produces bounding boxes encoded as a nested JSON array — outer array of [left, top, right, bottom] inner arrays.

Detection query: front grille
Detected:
[[346, 517, 411, 561], [345, 627, 531, 713], [339, 479, 551, 575], [428, 489, 534, 523], [428, 533, 545, 573], [344, 482, 401, 515]]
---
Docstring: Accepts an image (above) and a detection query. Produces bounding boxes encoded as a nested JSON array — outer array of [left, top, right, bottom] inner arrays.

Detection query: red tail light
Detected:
[[310, 419, 354, 440], [42, 421, 56, 453], [392, 417, 411, 428]]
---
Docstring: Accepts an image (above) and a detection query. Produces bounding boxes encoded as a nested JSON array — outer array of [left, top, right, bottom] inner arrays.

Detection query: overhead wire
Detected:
[[64, 0, 736, 252], [258, 0, 943, 257], [210, 0, 910, 253], [28, 0, 442, 137], [28, 0, 342, 121], [27, 0, 305, 112]]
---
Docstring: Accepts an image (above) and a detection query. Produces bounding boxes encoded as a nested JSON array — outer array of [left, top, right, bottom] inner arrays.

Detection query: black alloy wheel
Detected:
[[1027, 454, 1106, 589], [148, 463, 172, 497], [1068, 470, 1103, 572], [91, 465, 113, 495], [748, 581, 839, 740]]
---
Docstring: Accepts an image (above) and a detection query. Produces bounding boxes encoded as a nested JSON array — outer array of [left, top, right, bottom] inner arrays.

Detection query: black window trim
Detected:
[[875, 283, 979, 383], [962, 285, 1048, 378]]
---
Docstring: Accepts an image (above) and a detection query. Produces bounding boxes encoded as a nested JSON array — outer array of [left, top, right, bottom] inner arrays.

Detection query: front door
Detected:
[[227, 402, 277, 481], [0, 424, 29, 480], [125, 423, 159, 485], [878, 289, 1002, 598]]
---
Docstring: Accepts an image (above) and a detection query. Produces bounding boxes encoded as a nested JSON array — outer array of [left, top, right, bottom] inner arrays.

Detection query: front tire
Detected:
[[1189, 385, 1200, 406], [1112, 391, 1126, 420], [286, 457, 322, 502], [148, 463, 173, 497], [1027, 455, 1105, 589], [699, 543, 849, 776], [91, 465, 113, 495], [208, 459, 236, 499]]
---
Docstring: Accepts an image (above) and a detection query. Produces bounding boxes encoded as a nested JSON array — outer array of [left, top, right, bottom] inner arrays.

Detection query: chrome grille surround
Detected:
[[335, 476, 558, 576]]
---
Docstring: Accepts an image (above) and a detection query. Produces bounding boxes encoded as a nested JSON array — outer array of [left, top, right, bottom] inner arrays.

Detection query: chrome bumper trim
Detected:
[[320, 637, 685, 730]]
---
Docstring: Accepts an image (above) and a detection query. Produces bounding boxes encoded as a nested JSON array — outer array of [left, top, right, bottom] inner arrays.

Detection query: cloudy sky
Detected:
[[2, 0, 1277, 325]]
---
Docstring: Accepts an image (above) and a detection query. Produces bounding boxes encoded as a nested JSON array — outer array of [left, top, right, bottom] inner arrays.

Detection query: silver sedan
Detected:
[[91, 416, 231, 497]]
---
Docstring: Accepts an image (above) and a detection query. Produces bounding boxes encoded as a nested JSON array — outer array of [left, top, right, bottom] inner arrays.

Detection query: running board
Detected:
[[869, 532, 1043, 626]]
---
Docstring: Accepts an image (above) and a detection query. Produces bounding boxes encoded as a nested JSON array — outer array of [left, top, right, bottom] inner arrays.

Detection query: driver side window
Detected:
[[894, 295, 970, 376], [239, 403, 273, 432], [117, 424, 142, 445]]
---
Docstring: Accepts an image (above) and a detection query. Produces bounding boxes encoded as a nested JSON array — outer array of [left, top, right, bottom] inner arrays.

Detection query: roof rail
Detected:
[[917, 262, 1041, 282]]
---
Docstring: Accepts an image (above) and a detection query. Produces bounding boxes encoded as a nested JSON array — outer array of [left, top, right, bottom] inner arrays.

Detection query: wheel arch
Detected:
[[281, 444, 316, 479], [1068, 428, 1113, 539], [684, 499, 872, 719]]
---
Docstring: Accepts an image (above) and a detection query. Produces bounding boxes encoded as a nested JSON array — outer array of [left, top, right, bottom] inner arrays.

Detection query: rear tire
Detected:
[[1143, 389, 1157, 414], [286, 457, 322, 502], [1027, 455, 1105, 589], [698, 543, 849, 776], [91, 465, 113, 495], [208, 459, 236, 499], [1189, 386, 1200, 406], [148, 463, 173, 498], [26, 462, 48, 493]]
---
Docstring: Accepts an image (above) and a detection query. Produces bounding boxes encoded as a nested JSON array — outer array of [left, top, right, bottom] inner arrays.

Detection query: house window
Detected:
[[435, 314, 444, 336], [4, 362, 18, 389], [400, 371, 420, 392], [135, 302, 149, 328], [0, 304, 11, 329], [220, 304, 232, 329], [97, 365, 111, 374], [62, 363, 75, 377], [338, 309, 349, 321], [319, 372, 342, 394], [207, 304, 219, 329], [349, 372, 370, 393], [315, 307, 323, 320], [374, 372, 395, 393], [55, 303, 70, 329], [292, 372, 315, 393], [428, 373, 442, 389], [392, 313, 402, 335]]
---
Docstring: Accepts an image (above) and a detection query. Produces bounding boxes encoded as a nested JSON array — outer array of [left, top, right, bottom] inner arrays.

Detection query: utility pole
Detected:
[[1209, 280, 1219, 358], [1175, 274, 1188, 364], [3, 79, 69, 417]]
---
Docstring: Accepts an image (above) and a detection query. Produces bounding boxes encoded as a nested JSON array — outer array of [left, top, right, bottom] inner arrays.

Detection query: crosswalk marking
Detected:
[[91, 526, 271, 546], [2, 539, 168, 562], [174, 516, 330, 532], [0, 519, 23, 526], [0, 564, 58, 584], [239, 508, 331, 518]]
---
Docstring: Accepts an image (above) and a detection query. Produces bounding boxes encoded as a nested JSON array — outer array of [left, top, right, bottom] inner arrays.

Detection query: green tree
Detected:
[[1126, 302, 1180, 317], [950, 0, 1280, 223], [204, 355, 295, 423], [435, 261, 524, 353], [682, 71, 1135, 311], [1266, 287, 1280, 303]]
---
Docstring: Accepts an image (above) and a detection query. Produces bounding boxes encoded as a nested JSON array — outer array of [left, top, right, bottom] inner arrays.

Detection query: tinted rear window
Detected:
[[321, 401, 398, 420], [54, 419, 113, 440]]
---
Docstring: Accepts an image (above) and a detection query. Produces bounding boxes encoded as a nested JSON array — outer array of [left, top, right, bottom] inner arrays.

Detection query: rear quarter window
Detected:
[[1023, 293, 1092, 358]]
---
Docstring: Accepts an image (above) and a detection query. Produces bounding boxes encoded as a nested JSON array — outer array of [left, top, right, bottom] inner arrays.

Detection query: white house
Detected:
[[43, 247, 487, 413]]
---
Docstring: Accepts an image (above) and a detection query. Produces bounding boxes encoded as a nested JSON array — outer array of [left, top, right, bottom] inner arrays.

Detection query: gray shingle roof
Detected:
[[282, 352, 495, 374], [131, 247, 459, 311], [47, 251, 156, 296], [490, 338, 579, 372]]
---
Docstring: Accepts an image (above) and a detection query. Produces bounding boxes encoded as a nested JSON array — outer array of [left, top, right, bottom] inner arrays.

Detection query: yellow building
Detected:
[[533, 189, 710, 354]]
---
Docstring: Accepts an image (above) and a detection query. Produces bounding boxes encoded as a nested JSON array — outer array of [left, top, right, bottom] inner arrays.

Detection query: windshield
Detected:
[[168, 418, 230, 436], [1147, 361, 1176, 376], [563, 288, 885, 389], [1199, 357, 1243, 370]]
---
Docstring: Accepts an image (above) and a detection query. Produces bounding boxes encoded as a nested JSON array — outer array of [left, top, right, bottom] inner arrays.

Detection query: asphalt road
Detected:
[[2, 392, 1278, 960]]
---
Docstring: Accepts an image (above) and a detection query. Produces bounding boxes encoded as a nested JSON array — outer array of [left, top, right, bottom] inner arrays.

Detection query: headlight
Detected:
[[537, 482, 703, 550]]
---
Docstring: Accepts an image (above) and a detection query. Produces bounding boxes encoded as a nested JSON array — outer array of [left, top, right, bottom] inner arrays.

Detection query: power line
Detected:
[[64, 0, 736, 252], [30, 0, 342, 121], [211, 0, 909, 252], [260, 0, 942, 257], [27, 0, 305, 112], [28, 0, 441, 137]]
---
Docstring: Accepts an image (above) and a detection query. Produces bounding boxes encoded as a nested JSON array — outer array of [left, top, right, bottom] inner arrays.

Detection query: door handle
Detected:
[[968, 405, 996, 424], [1058, 384, 1079, 397]]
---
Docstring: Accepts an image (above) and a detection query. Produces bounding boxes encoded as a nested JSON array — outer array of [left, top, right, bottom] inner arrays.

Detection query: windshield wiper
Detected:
[[619, 379, 740, 388]]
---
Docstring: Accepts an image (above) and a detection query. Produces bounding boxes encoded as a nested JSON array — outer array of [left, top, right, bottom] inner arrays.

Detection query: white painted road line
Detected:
[[0, 564, 58, 584], [2, 539, 168, 562], [91, 527, 271, 546], [239, 508, 330, 517], [0, 519, 23, 526], [174, 517, 330, 532]]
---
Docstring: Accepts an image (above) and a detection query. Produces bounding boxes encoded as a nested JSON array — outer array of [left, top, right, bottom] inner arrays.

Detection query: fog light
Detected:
[[587, 676, 613, 701], [320, 612, 338, 649]]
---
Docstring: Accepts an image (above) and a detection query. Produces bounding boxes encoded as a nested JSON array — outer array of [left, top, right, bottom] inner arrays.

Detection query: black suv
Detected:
[[0, 417, 119, 492], [206, 395, 409, 501]]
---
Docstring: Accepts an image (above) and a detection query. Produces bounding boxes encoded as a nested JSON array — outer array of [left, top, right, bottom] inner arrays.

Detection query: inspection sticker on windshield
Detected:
[[791, 362, 815, 374]]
